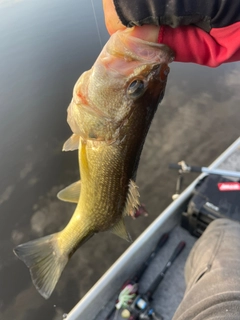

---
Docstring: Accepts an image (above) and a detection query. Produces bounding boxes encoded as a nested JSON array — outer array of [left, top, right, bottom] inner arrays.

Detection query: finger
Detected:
[[128, 25, 160, 43], [102, 0, 126, 34]]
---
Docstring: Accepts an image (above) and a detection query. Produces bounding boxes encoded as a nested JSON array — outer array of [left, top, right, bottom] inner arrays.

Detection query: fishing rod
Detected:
[[105, 233, 169, 320], [125, 241, 186, 320], [169, 161, 240, 200], [169, 161, 240, 178]]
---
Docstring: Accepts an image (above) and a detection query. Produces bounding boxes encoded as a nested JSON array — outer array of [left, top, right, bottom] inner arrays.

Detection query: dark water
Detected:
[[0, 1, 239, 319]]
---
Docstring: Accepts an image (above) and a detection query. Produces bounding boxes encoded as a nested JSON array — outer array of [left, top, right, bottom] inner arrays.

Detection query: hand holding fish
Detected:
[[103, 0, 240, 67]]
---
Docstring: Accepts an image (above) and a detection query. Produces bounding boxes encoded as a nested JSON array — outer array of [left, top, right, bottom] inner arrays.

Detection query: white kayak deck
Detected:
[[67, 137, 240, 320]]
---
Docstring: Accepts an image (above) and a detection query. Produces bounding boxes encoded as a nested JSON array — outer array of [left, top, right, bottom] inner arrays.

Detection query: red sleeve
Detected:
[[158, 23, 240, 67]]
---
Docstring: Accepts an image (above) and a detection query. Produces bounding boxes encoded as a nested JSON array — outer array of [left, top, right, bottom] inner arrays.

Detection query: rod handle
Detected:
[[169, 241, 186, 264], [146, 241, 186, 299], [155, 233, 169, 250], [133, 233, 169, 282]]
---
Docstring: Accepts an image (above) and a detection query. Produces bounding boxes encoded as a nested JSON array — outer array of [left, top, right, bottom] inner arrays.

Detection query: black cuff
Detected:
[[113, 0, 240, 32]]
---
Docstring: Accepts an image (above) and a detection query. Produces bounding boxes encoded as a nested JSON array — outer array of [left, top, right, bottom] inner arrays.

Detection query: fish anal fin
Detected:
[[57, 181, 81, 203], [110, 218, 132, 242], [62, 134, 80, 151], [123, 180, 140, 218]]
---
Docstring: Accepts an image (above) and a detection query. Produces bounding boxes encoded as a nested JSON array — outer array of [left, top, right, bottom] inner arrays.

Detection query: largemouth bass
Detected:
[[13, 29, 174, 299]]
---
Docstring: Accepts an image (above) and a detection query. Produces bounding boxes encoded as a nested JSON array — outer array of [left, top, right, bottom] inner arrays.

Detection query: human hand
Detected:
[[102, 0, 240, 67], [102, 0, 125, 35], [102, 0, 159, 43]]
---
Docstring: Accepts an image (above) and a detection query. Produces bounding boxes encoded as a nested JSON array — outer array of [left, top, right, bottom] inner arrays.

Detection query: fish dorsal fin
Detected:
[[57, 181, 81, 203], [123, 180, 140, 217], [62, 134, 80, 151], [110, 218, 132, 242]]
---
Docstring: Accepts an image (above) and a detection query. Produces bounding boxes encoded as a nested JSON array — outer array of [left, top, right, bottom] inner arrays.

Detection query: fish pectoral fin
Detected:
[[123, 179, 140, 218], [57, 181, 81, 203], [110, 218, 132, 242], [62, 134, 80, 151], [13, 232, 68, 299]]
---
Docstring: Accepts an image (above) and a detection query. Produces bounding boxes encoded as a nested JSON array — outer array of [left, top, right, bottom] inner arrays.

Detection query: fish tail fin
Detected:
[[13, 232, 68, 299]]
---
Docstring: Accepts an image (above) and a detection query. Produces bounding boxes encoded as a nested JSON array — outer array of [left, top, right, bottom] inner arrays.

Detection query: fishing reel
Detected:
[[121, 307, 163, 320], [125, 295, 163, 320], [138, 309, 163, 320], [108, 238, 185, 320]]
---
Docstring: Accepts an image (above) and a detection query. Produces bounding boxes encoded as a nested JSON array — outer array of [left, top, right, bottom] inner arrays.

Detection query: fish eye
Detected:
[[127, 79, 145, 99]]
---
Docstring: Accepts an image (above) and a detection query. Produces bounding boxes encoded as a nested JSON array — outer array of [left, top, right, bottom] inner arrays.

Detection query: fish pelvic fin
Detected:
[[110, 218, 132, 242], [123, 180, 140, 218], [62, 134, 80, 151], [13, 233, 68, 299], [57, 180, 81, 203]]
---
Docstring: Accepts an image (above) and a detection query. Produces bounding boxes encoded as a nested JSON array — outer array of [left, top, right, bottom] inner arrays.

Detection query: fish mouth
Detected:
[[105, 29, 174, 66]]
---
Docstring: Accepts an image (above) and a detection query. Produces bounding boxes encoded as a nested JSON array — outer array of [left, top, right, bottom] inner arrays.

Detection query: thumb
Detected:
[[102, 0, 126, 34]]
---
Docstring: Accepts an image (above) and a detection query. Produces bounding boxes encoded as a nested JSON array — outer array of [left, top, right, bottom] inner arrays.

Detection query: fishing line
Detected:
[[90, 0, 103, 49]]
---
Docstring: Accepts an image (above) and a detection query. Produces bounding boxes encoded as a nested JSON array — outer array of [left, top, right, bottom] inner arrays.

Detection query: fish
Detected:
[[13, 28, 174, 299]]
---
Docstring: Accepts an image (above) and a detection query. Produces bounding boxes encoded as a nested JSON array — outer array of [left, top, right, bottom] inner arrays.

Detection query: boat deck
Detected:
[[66, 138, 240, 320]]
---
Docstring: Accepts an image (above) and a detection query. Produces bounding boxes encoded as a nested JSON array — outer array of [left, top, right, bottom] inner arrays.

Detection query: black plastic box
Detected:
[[181, 174, 240, 237]]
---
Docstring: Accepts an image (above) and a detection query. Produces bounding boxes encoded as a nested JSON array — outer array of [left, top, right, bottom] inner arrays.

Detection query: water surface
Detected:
[[0, 1, 240, 319]]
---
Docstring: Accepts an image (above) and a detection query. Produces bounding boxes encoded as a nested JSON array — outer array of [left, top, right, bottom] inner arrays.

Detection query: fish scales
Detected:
[[13, 28, 174, 299]]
